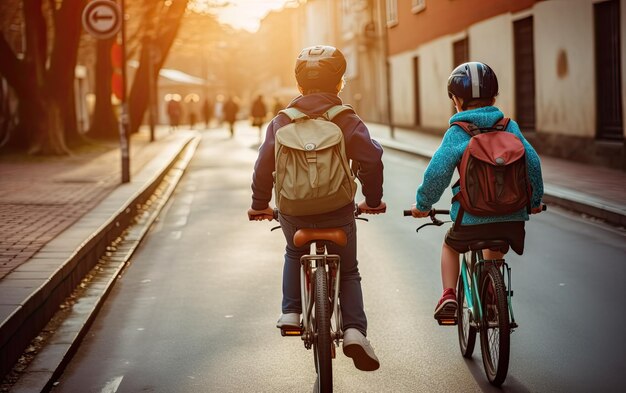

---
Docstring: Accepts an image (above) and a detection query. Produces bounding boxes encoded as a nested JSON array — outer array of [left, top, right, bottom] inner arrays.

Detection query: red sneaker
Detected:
[[434, 288, 458, 322]]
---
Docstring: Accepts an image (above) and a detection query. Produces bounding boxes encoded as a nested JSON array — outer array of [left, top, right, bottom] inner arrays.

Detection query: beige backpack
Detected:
[[273, 105, 357, 216]]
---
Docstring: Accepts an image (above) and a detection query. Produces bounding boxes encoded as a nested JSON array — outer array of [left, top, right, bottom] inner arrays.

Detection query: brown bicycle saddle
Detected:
[[293, 228, 347, 248]]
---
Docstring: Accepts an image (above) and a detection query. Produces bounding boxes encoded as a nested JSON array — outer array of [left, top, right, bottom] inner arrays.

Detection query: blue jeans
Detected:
[[278, 213, 367, 335]]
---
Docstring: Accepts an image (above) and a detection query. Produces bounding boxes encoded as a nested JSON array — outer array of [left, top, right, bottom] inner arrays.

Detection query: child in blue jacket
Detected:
[[410, 62, 544, 322]]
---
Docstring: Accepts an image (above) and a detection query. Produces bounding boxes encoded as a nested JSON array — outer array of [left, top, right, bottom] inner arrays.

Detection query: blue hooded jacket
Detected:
[[251, 92, 384, 219], [415, 106, 544, 225]]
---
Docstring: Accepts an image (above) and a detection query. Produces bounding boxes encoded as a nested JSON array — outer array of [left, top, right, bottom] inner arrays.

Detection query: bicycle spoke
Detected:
[[489, 328, 499, 365], [480, 263, 510, 386]]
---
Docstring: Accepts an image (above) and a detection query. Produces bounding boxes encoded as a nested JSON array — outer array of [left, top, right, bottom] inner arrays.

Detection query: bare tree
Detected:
[[87, 36, 119, 139], [0, 0, 87, 154], [128, 0, 190, 134]]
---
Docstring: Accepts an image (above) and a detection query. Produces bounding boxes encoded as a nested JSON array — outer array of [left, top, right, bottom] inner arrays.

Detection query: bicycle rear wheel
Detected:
[[479, 263, 510, 386], [457, 272, 476, 358], [313, 267, 332, 392]]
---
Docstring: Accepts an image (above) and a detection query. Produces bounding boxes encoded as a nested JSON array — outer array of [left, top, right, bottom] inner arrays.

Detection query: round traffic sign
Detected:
[[82, 0, 122, 40]]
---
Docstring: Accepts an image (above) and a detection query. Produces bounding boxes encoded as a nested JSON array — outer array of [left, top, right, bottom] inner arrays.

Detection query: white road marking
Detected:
[[101, 375, 123, 393]]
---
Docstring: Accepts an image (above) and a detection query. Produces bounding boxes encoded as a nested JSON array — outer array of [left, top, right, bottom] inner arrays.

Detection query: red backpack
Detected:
[[451, 118, 532, 226]]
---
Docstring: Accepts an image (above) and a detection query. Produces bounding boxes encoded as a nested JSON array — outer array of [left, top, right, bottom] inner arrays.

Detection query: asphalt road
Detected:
[[52, 124, 626, 393]]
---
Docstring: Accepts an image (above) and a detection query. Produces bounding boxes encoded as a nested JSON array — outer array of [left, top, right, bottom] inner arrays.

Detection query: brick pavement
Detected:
[[0, 129, 167, 280]]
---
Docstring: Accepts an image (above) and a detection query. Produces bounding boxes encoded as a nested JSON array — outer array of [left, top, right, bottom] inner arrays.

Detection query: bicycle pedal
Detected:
[[280, 327, 303, 337], [437, 318, 457, 326]]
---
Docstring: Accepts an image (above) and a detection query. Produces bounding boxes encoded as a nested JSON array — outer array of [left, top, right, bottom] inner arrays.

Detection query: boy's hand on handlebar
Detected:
[[410, 203, 430, 218], [531, 203, 547, 214], [248, 206, 275, 221], [357, 200, 386, 214]]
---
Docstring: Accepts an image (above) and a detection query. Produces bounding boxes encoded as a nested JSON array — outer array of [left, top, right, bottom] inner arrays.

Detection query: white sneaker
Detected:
[[276, 313, 301, 328], [342, 328, 380, 371]]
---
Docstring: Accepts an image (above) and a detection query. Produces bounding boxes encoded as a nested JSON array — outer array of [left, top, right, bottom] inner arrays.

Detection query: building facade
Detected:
[[386, 0, 625, 170], [266, 0, 388, 122]]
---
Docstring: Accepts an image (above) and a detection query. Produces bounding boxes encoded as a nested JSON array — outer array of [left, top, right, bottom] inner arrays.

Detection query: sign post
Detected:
[[82, 0, 130, 183]]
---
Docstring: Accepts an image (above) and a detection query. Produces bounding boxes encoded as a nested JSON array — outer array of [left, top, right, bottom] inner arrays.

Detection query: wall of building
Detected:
[[386, 0, 625, 169], [299, 0, 337, 48], [337, 0, 388, 122], [389, 0, 624, 137], [534, 0, 596, 137], [388, 0, 535, 55]]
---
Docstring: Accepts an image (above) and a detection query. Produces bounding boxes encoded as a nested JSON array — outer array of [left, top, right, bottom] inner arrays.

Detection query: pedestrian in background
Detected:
[[185, 93, 200, 130], [202, 97, 213, 129], [223, 96, 239, 137], [273, 97, 284, 117], [214, 94, 224, 127], [251, 94, 267, 141], [167, 95, 182, 131]]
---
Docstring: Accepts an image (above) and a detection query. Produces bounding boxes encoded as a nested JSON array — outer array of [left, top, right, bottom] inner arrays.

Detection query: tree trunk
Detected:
[[22, 0, 69, 155], [88, 38, 119, 139], [48, 0, 88, 147], [128, 0, 189, 135], [0, 0, 87, 154]]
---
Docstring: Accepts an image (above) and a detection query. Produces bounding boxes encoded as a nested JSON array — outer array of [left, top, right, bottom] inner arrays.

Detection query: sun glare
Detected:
[[191, 0, 301, 32]]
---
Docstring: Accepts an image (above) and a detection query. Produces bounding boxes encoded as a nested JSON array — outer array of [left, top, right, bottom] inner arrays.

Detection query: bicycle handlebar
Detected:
[[403, 205, 547, 233], [403, 209, 450, 217], [249, 204, 386, 222]]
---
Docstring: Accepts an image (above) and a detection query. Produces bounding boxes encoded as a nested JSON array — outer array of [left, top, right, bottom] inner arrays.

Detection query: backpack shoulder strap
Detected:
[[279, 107, 309, 122], [452, 117, 511, 136], [492, 117, 510, 131], [451, 121, 480, 137], [324, 104, 354, 121]]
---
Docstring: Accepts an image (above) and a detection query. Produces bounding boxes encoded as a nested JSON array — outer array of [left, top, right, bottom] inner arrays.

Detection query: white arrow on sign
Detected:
[[82, 0, 122, 40]]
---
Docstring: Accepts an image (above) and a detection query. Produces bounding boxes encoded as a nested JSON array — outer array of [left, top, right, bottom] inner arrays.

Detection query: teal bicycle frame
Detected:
[[460, 250, 517, 328]]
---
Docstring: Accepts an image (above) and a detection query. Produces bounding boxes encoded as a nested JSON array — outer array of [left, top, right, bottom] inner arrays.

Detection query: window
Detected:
[[412, 0, 426, 14], [413, 56, 421, 126], [386, 0, 398, 27], [452, 38, 468, 114], [452, 37, 469, 67], [514, 16, 536, 131], [594, 0, 623, 140]]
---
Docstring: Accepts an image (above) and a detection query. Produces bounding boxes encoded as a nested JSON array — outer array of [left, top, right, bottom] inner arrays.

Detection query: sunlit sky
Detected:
[[192, 0, 298, 32]]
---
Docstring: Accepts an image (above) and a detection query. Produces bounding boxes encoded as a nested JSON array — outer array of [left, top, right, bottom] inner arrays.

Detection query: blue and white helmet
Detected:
[[447, 62, 499, 100]]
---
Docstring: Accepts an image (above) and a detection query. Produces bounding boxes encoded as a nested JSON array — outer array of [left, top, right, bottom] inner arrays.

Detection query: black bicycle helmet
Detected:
[[447, 62, 498, 101], [295, 45, 346, 92]]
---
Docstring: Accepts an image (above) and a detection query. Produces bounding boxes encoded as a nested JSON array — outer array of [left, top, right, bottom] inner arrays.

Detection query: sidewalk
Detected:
[[1, 122, 625, 390], [0, 126, 201, 389], [367, 123, 626, 227]]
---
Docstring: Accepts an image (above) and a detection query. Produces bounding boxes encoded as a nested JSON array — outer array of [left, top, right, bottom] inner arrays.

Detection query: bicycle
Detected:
[[404, 207, 545, 386], [251, 206, 378, 392]]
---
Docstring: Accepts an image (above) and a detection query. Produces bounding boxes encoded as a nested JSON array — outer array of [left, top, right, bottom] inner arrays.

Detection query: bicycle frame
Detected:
[[300, 241, 342, 349], [460, 250, 517, 330], [404, 206, 545, 386]]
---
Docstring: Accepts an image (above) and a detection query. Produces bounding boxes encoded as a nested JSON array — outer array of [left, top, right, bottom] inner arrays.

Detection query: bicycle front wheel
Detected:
[[479, 263, 510, 386], [457, 272, 476, 358], [313, 267, 332, 392]]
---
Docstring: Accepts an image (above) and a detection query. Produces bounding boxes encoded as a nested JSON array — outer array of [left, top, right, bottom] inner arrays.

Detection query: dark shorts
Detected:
[[444, 221, 526, 255]]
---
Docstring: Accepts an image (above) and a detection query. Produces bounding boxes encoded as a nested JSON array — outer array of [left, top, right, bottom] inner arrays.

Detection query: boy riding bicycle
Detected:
[[409, 62, 545, 323], [248, 45, 386, 371]]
